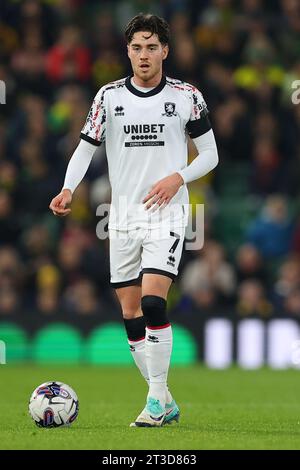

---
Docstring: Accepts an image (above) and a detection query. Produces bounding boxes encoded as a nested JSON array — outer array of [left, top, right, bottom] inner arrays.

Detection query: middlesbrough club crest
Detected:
[[162, 102, 178, 117]]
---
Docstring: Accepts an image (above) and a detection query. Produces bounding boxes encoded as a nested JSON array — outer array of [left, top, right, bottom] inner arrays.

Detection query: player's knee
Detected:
[[122, 308, 142, 320], [141, 295, 170, 328]]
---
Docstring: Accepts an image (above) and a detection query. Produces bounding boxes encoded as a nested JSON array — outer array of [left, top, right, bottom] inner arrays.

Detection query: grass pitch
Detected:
[[0, 365, 300, 450]]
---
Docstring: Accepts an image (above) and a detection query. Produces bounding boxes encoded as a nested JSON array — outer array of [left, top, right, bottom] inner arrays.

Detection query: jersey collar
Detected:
[[125, 75, 166, 97]]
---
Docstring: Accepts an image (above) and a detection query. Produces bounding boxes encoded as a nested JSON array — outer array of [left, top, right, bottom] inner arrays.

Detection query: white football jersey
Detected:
[[81, 75, 211, 230]]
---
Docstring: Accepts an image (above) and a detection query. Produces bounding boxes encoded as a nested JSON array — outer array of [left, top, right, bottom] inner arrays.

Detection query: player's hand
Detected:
[[49, 189, 72, 217], [143, 173, 184, 210]]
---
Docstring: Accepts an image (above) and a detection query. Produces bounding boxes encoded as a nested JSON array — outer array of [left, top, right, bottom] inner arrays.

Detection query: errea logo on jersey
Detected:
[[115, 106, 125, 116]]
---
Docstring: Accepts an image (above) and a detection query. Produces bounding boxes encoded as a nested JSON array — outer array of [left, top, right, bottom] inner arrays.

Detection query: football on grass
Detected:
[[29, 381, 79, 427]]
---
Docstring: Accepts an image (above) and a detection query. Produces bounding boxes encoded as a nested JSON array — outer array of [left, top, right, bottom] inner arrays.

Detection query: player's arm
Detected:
[[49, 88, 106, 217], [178, 87, 219, 184], [177, 128, 218, 184], [143, 130, 219, 209], [49, 140, 98, 216], [143, 88, 218, 209]]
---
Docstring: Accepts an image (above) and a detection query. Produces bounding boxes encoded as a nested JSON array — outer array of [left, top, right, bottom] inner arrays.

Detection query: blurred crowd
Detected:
[[0, 0, 300, 325]]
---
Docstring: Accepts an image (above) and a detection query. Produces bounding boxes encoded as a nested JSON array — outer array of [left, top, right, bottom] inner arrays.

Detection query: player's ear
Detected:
[[162, 44, 169, 61], [127, 43, 131, 58]]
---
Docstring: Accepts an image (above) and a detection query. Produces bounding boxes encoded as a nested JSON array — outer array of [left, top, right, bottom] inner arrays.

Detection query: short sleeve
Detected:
[[80, 88, 106, 146], [186, 87, 211, 139]]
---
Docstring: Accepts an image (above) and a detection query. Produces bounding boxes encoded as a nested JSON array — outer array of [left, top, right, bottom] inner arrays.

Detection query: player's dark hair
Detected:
[[125, 13, 170, 45]]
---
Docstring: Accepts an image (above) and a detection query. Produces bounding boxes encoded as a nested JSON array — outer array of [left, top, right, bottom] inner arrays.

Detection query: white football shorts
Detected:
[[109, 226, 185, 288]]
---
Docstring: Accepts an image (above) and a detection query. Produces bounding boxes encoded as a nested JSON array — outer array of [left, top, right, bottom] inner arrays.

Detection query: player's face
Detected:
[[127, 31, 169, 86]]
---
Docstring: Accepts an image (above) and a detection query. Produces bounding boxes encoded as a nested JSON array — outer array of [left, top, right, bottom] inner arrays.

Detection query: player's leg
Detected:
[[109, 229, 149, 385], [131, 228, 184, 427], [115, 285, 149, 384], [144, 274, 177, 422], [115, 279, 177, 426], [131, 273, 179, 427], [141, 273, 173, 408]]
